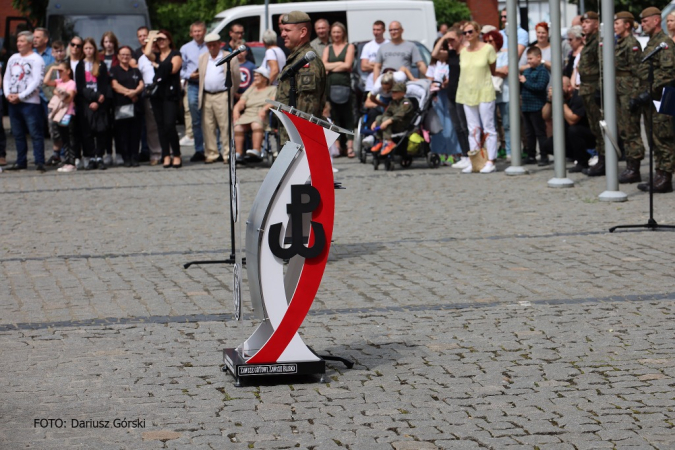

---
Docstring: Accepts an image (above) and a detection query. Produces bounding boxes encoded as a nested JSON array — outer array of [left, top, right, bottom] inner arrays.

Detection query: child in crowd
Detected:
[[370, 82, 416, 156], [44, 41, 67, 166], [44, 62, 77, 172], [519, 46, 550, 166]]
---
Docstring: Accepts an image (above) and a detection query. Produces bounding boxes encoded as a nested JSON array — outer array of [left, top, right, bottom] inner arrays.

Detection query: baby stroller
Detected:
[[358, 78, 441, 171]]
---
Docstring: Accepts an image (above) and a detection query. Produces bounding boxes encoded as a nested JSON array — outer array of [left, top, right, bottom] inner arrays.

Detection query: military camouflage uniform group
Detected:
[[578, 7, 675, 193]]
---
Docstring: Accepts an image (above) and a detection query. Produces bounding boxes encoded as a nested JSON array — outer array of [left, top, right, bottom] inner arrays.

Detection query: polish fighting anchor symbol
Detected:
[[268, 184, 326, 260]]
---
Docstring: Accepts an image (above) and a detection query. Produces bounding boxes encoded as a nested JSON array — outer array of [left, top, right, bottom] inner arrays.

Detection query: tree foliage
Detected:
[[11, 0, 48, 26], [433, 0, 472, 27]]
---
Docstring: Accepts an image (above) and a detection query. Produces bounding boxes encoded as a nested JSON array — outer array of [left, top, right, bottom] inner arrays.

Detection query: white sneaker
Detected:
[[75, 158, 83, 170], [452, 156, 470, 169], [115, 154, 124, 166], [506, 154, 511, 162], [480, 162, 496, 173], [362, 135, 375, 148], [179, 135, 195, 146], [57, 164, 77, 173], [103, 154, 113, 166], [246, 149, 262, 160], [332, 167, 339, 173], [588, 155, 598, 166], [461, 164, 473, 173], [82, 157, 90, 168]]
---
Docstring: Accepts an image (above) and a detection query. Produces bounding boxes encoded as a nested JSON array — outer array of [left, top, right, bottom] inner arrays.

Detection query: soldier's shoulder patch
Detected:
[[403, 101, 410, 105], [632, 46, 640, 51]]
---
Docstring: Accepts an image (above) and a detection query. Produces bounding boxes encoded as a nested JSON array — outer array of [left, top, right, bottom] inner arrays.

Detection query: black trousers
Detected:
[[541, 124, 595, 166], [522, 110, 547, 158], [448, 98, 470, 156], [78, 112, 106, 158], [151, 97, 180, 158], [114, 116, 142, 163]]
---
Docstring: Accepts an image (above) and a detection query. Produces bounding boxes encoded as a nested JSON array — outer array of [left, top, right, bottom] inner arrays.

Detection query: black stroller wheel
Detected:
[[400, 155, 413, 167], [373, 153, 379, 170], [427, 153, 441, 168]]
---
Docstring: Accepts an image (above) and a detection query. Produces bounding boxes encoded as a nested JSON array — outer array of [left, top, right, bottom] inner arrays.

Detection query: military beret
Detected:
[[281, 11, 311, 25], [640, 7, 661, 19], [392, 82, 406, 93], [582, 11, 599, 21], [614, 11, 635, 22]]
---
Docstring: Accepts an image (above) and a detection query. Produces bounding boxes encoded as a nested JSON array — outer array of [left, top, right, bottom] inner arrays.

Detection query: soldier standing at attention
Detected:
[[614, 12, 646, 184], [577, 11, 605, 177], [277, 12, 327, 118], [633, 7, 675, 193]]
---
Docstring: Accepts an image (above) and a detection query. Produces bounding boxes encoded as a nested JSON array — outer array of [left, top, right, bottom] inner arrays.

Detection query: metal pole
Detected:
[[548, 0, 573, 187], [505, 0, 527, 176], [598, 0, 627, 201], [580, 0, 586, 16], [265, 0, 269, 31]]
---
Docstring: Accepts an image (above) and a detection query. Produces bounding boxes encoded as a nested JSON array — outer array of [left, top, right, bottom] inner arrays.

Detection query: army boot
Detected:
[[619, 158, 641, 184], [584, 154, 605, 176], [638, 169, 674, 193]]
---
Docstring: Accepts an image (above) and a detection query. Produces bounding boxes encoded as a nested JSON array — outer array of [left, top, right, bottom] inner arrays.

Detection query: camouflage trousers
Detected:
[[616, 91, 645, 161], [580, 92, 605, 156], [375, 115, 408, 141], [647, 105, 675, 173]]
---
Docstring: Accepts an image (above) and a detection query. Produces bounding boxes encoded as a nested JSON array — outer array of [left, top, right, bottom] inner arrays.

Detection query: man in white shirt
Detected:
[[3, 31, 46, 171], [180, 21, 208, 160], [198, 33, 241, 164], [360, 20, 389, 92], [136, 49, 162, 165]]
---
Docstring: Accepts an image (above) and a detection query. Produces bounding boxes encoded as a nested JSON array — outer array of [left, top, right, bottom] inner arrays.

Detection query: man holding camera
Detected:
[[632, 7, 675, 193]]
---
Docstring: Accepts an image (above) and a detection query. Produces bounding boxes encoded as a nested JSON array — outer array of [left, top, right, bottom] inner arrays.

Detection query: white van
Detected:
[[208, 0, 437, 50]]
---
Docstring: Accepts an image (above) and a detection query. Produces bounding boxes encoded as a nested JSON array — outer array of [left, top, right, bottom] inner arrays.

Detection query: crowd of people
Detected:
[[2, 7, 675, 193]]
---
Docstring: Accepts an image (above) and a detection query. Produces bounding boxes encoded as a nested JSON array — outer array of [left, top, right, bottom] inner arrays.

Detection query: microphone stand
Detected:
[[185, 57, 246, 267], [609, 58, 675, 232], [289, 72, 297, 108]]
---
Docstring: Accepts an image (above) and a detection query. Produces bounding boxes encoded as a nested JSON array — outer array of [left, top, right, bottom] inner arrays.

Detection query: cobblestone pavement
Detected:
[[1, 136, 675, 449]]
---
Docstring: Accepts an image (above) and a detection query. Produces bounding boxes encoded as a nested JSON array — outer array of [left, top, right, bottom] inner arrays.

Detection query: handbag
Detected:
[[492, 76, 504, 93], [467, 128, 488, 172], [114, 104, 135, 120], [329, 85, 351, 105], [144, 83, 159, 98]]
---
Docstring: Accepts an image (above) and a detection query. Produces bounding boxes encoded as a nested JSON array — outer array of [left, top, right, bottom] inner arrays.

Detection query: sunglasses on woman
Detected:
[[463, 30, 474, 36], [70, 42, 82, 48]]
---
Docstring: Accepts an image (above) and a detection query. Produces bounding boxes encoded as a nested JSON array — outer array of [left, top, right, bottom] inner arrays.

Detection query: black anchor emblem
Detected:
[[269, 184, 326, 259]]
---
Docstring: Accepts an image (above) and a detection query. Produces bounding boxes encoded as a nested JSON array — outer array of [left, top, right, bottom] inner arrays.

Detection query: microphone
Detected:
[[642, 42, 668, 63], [215, 44, 247, 67], [280, 51, 317, 81]]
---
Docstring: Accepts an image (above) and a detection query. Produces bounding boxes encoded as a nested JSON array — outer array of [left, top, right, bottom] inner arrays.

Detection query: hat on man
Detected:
[[614, 11, 635, 22], [281, 11, 311, 25], [392, 82, 406, 93], [640, 7, 661, 19], [481, 25, 497, 34], [204, 33, 221, 43], [254, 66, 271, 79], [582, 11, 599, 21]]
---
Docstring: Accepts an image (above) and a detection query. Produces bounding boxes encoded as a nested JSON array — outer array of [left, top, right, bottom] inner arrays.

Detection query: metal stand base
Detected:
[[599, 190, 628, 202], [547, 177, 574, 188], [610, 219, 675, 233], [184, 257, 245, 269], [505, 165, 528, 176], [222, 347, 352, 387]]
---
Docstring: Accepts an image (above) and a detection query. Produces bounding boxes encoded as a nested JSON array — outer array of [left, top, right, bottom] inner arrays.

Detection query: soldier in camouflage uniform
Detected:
[[613, 12, 646, 184], [369, 82, 416, 156], [276, 11, 327, 143], [634, 7, 675, 193], [577, 11, 606, 176]]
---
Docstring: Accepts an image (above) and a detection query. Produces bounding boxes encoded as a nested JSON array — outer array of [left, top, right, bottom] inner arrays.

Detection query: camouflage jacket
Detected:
[[276, 41, 327, 118], [614, 34, 643, 97], [382, 96, 416, 126], [637, 30, 675, 98], [578, 31, 600, 95]]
